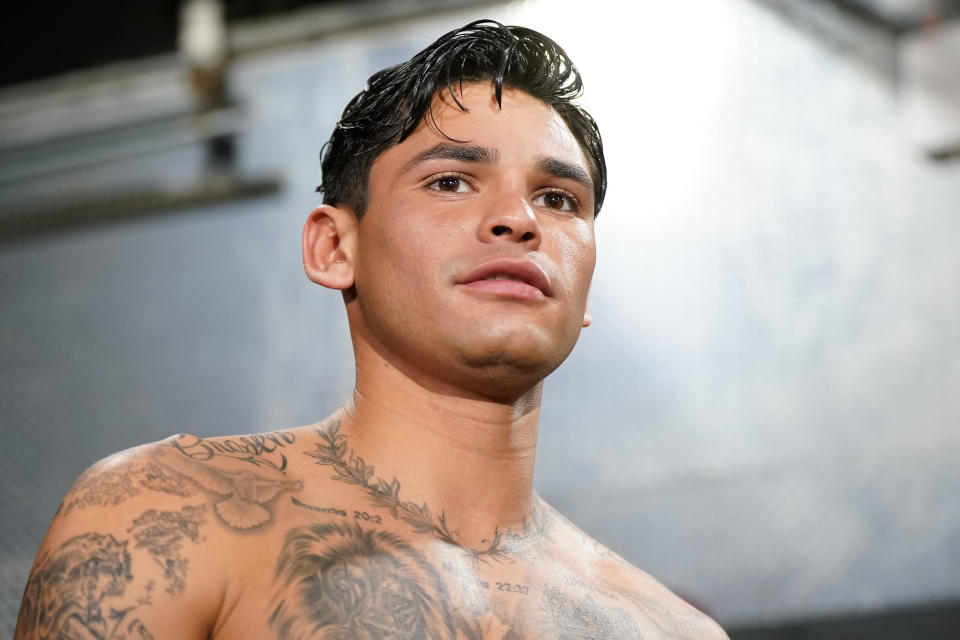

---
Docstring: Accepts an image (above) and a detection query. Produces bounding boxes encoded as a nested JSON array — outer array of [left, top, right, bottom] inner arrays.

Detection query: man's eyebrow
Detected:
[[404, 143, 500, 170], [535, 155, 593, 191]]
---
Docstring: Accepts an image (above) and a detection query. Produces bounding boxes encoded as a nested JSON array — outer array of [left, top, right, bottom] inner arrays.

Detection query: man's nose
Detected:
[[477, 195, 542, 248]]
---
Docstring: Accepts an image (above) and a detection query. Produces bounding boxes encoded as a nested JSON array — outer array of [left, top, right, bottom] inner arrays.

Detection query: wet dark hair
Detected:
[[318, 19, 606, 216]]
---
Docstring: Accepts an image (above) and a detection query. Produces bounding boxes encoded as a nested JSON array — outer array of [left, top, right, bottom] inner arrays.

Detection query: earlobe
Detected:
[[302, 205, 357, 290], [582, 296, 592, 328]]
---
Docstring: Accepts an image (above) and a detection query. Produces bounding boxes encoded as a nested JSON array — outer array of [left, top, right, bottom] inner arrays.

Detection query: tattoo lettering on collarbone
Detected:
[[14, 505, 205, 640], [306, 420, 549, 561], [291, 496, 395, 525], [270, 520, 496, 640], [290, 496, 348, 517], [166, 431, 296, 472]]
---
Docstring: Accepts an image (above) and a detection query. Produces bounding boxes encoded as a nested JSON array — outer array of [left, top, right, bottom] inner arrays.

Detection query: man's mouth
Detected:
[[457, 259, 552, 299]]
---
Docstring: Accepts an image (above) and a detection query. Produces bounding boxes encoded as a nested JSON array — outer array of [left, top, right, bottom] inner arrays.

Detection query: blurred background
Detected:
[[1, 0, 959, 636]]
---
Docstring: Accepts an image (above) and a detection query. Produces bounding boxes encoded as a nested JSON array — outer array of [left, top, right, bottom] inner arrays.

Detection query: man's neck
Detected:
[[330, 341, 542, 549]]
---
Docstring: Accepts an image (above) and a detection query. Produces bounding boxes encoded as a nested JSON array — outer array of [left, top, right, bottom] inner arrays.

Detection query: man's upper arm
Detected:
[[15, 443, 224, 640]]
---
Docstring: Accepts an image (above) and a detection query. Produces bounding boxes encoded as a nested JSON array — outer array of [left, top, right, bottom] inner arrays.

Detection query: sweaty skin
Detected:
[[16, 86, 729, 640]]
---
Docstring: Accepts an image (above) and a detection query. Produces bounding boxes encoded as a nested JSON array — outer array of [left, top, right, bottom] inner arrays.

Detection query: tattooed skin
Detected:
[[291, 496, 348, 518], [15, 506, 206, 639], [58, 462, 140, 515], [59, 450, 301, 531], [127, 505, 206, 595], [25, 428, 722, 639], [14, 504, 207, 640], [138, 463, 195, 498], [270, 521, 481, 640], [166, 431, 297, 472], [175, 463, 302, 530], [280, 423, 709, 639], [267, 519, 659, 639], [541, 585, 645, 639], [16, 532, 135, 639], [60, 461, 196, 517], [306, 420, 548, 561]]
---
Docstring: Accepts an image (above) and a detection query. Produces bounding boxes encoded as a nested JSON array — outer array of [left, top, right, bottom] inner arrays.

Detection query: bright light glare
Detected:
[[502, 1, 740, 242]]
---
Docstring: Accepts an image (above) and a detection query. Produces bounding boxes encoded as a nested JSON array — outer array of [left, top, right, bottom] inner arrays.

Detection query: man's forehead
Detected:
[[427, 83, 562, 133], [387, 84, 589, 170]]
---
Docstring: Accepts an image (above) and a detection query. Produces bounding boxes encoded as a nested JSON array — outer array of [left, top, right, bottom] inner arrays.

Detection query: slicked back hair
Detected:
[[318, 19, 607, 217]]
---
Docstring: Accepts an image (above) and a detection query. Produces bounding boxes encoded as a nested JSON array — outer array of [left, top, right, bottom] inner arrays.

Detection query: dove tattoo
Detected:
[[177, 463, 303, 530]]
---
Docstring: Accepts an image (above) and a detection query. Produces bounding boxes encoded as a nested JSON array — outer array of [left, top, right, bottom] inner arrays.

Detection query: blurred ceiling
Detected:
[[1, 1, 180, 88], [0, 0, 488, 89], [4, 0, 960, 90], [0, 0, 960, 87]]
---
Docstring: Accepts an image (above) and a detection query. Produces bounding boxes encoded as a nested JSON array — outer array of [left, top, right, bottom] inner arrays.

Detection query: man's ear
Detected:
[[582, 297, 592, 328], [302, 205, 358, 290]]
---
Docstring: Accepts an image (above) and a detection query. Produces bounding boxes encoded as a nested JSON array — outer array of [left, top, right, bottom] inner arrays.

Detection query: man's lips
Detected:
[[456, 258, 552, 300]]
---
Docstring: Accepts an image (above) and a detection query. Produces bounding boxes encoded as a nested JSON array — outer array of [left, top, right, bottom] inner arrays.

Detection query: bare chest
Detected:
[[214, 504, 666, 640]]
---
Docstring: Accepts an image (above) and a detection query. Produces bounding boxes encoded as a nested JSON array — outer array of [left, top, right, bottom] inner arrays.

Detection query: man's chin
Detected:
[[453, 360, 549, 402], [456, 341, 571, 391], [461, 348, 548, 373]]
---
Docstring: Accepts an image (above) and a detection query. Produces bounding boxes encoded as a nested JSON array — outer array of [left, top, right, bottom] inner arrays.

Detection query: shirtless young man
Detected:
[[16, 21, 728, 640]]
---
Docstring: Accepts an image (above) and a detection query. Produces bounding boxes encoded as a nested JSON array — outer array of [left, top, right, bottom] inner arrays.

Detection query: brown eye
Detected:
[[544, 193, 566, 209], [428, 175, 470, 193], [534, 191, 577, 212], [438, 177, 460, 191]]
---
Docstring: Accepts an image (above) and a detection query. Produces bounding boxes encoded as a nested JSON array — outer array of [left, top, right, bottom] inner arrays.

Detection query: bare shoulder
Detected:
[[16, 430, 305, 640], [54, 439, 199, 519], [56, 430, 305, 529], [592, 543, 730, 640], [17, 438, 216, 639], [540, 499, 730, 640]]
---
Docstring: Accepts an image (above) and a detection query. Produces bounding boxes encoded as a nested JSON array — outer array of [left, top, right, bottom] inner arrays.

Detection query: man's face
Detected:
[[349, 83, 597, 398]]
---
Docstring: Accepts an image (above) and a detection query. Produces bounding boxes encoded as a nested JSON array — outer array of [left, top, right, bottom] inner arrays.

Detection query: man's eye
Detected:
[[428, 176, 470, 193], [534, 191, 577, 212]]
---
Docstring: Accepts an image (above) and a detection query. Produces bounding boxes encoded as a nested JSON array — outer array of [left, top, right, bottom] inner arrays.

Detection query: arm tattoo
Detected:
[[15, 505, 205, 640], [128, 505, 206, 595]]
